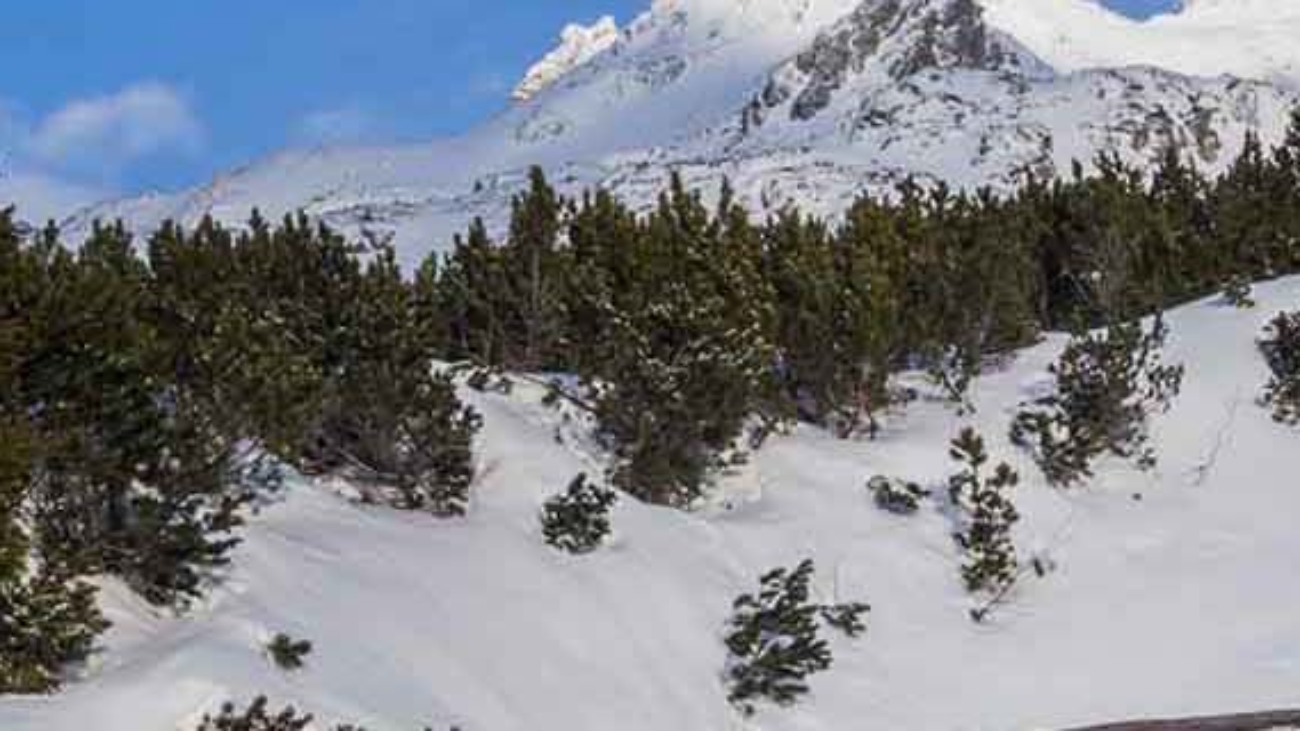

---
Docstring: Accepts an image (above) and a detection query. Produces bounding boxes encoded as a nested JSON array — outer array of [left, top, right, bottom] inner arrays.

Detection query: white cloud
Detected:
[[296, 106, 378, 146], [28, 82, 205, 173], [0, 82, 206, 221]]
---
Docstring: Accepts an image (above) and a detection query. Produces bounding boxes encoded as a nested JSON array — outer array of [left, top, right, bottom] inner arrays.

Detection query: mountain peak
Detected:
[[513, 16, 621, 103]]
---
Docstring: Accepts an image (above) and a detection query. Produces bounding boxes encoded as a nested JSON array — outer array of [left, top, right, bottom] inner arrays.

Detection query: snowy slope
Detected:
[[982, 0, 1300, 84], [4, 279, 1300, 731], [57, 0, 1300, 268]]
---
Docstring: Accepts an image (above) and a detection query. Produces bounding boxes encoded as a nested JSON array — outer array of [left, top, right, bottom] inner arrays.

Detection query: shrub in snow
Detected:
[[195, 697, 313, 731], [867, 475, 930, 515], [820, 602, 871, 638], [313, 366, 481, 517], [724, 559, 830, 715], [0, 568, 107, 695], [948, 428, 1020, 598], [266, 633, 313, 672], [1011, 316, 1183, 486], [541, 473, 617, 554], [724, 559, 869, 715], [1222, 276, 1256, 309], [1260, 311, 1300, 425]]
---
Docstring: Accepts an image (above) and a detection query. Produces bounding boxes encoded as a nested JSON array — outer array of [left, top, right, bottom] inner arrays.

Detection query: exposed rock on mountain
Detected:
[[59, 0, 1300, 265]]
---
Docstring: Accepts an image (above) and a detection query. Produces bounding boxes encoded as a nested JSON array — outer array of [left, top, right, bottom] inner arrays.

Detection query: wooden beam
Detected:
[[1063, 710, 1300, 731]]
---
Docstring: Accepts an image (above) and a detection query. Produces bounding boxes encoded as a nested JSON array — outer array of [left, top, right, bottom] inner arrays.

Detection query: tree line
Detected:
[[436, 110, 1300, 504], [2, 106, 1299, 695]]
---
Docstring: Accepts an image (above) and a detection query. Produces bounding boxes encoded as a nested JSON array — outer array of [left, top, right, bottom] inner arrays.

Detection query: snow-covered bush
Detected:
[[0, 569, 107, 695], [949, 429, 1020, 599], [820, 602, 871, 638], [541, 473, 617, 554], [724, 559, 831, 715], [195, 698, 313, 731], [867, 475, 930, 515], [1260, 311, 1300, 425], [724, 559, 870, 715], [1011, 317, 1184, 486], [265, 633, 312, 672]]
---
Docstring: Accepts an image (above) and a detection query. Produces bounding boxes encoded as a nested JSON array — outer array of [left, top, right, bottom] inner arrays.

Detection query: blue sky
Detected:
[[0, 0, 1176, 216]]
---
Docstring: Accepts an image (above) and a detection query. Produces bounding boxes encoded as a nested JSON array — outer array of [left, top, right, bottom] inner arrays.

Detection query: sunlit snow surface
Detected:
[[4, 279, 1300, 731]]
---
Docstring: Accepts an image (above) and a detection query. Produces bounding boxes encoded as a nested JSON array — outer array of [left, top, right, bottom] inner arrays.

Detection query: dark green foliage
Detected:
[[147, 215, 483, 518], [0, 422, 106, 698], [867, 476, 930, 516], [763, 207, 893, 436], [541, 473, 617, 554], [0, 569, 108, 695], [724, 559, 831, 715], [0, 222, 109, 694], [194, 697, 448, 731], [586, 178, 778, 506], [949, 429, 1020, 596], [307, 249, 481, 515], [428, 116, 1300, 504], [1011, 317, 1184, 486], [196, 697, 314, 731], [819, 602, 871, 638], [266, 633, 313, 671], [0, 206, 483, 694], [1260, 311, 1300, 424], [12, 221, 250, 605]]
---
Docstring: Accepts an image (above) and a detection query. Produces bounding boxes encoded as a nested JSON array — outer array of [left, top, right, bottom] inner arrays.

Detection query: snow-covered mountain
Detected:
[[512, 17, 621, 103], [62, 0, 1300, 266]]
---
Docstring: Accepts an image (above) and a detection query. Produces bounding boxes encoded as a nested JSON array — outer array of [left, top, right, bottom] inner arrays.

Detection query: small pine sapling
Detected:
[[867, 476, 930, 516], [820, 602, 871, 638], [195, 697, 313, 731], [541, 474, 618, 554], [948, 429, 1020, 603], [1260, 311, 1300, 425], [723, 559, 831, 715], [266, 633, 313, 671]]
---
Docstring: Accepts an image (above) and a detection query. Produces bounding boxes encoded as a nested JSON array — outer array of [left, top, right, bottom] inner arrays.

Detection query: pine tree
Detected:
[[0, 385, 105, 696], [590, 176, 778, 506], [501, 166, 567, 369], [948, 428, 1020, 598], [1260, 310, 1300, 425], [437, 219, 510, 367], [0, 211, 110, 694], [20, 221, 250, 605], [0, 564, 108, 695], [541, 473, 617, 554], [309, 247, 482, 516], [724, 559, 831, 715], [1011, 316, 1183, 486]]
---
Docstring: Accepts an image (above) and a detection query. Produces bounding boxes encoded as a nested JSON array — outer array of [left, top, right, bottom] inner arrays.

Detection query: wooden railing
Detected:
[[1063, 710, 1300, 731]]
